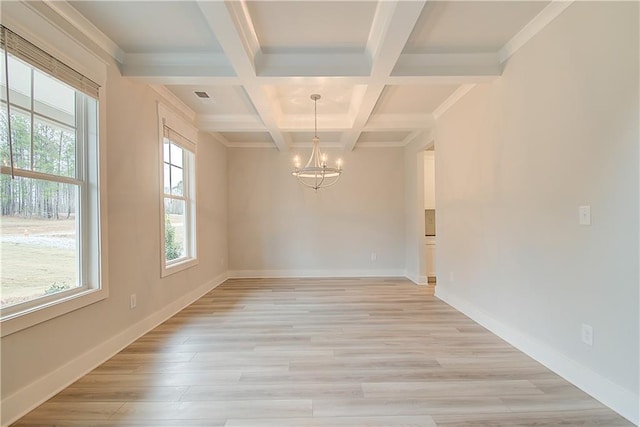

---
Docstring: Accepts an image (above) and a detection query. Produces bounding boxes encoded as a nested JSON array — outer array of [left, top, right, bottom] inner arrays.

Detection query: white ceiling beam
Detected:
[[356, 141, 410, 148], [393, 53, 502, 77], [196, 1, 290, 151], [197, 114, 266, 132], [432, 84, 476, 120], [279, 115, 353, 132], [198, 113, 437, 134], [367, 1, 427, 79], [125, 76, 242, 86], [385, 75, 498, 85], [255, 52, 370, 77], [343, 0, 427, 151], [121, 53, 235, 78], [130, 73, 496, 87], [364, 114, 435, 131], [499, 0, 574, 63], [225, 142, 276, 149], [225, 1, 261, 60]]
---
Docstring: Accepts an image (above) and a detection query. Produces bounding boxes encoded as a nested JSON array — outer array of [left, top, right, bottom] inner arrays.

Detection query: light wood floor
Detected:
[[14, 278, 633, 426]]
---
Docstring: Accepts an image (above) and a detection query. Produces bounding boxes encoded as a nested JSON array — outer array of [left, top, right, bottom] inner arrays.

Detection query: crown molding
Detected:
[[42, 0, 125, 63], [150, 85, 197, 124]]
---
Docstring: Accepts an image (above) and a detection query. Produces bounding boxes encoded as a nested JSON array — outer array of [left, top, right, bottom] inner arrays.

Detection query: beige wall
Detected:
[[424, 151, 435, 210], [404, 136, 428, 284], [435, 1, 638, 419], [227, 147, 406, 275], [1, 61, 228, 402]]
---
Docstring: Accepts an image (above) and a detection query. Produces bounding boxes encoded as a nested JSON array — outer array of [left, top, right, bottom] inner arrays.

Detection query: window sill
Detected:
[[0, 287, 108, 337], [161, 257, 198, 278]]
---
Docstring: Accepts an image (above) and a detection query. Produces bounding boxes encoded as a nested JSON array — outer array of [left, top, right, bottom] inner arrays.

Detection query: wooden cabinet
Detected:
[[425, 236, 436, 279]]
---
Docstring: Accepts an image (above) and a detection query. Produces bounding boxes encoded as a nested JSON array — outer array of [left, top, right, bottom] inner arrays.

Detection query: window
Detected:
[[159, 107, 197, 276], [0, 26, 104, 334]]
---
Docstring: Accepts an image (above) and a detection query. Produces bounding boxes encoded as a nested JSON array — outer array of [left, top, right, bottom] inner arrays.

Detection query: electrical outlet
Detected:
[[581, 323, 593, 346], [130, 294, 137, 309], [371, 252, 377, 262]]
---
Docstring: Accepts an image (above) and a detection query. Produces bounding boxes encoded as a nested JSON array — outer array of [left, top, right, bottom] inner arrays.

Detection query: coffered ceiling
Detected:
[[50, 1, 561, 150]]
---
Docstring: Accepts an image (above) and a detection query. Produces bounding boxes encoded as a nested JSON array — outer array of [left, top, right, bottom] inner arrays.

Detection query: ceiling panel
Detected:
[[218, 132, 274, 144], [70, 1, 222, 53], [373, 84, 460, 115], [247, 1, 377, 53], [270, 84, 361, 115], [358, 131, 411, 144], [290, 131, 344, 144], [405, 1, 549, 53], [166, 86, 257, 115]]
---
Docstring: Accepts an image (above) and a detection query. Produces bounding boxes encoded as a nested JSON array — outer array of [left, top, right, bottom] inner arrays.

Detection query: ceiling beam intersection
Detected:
[[196, 1, 291, 151], [343, 0, 427, 151]]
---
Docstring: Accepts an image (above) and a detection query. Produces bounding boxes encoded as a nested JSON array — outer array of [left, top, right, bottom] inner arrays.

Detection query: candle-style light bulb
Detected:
[[293, 155, 301, 169], [336, 158, 343, 170]]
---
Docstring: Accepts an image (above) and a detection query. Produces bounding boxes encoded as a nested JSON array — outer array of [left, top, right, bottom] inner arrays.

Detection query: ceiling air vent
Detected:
[[194, 91, 210, 99]]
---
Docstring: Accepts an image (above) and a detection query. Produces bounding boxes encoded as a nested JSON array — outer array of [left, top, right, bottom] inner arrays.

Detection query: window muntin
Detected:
[[161, 127, 196, 271], [0, 45, 98, 314]]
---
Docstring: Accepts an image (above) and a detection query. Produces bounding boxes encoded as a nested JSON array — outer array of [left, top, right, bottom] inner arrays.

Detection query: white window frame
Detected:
[[158, 103, 197, 277], [0, 22, 108, 338]]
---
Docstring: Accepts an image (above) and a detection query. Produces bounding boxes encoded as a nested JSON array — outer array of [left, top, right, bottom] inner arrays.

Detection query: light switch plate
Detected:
[[581, 323, 593, 346], [579, 205, 591, 226]]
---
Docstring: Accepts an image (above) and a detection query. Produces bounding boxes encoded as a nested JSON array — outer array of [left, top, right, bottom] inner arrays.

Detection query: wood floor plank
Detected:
[[111, 400, 312, 420], [11, 278, 633, 426], [432, 408, 633, 426], [50, 386, 188, 402], [224, 415, 437, 427], [361, 379, 544, 398]]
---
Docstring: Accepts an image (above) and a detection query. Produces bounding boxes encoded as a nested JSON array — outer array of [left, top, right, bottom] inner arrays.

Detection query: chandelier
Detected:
[[292, 94, 342, 191]]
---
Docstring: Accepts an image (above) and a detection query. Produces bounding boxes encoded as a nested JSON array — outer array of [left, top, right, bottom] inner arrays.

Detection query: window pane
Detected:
[[0, 175, 80, 309], [164, 198, 186, 262], [163, 138, 170, 162], [170, 165, 183, 196], [170, 143, 183, 168], [0, 106, 32, 170], [34, 69, 75, 127], [33, 117, 76, 178], [0, 54, 32, 111]]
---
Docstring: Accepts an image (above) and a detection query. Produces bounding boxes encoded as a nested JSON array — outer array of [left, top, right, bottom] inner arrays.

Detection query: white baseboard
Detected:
[[228, 269, 407, 279], [405, 272, 427, 286], [1, 271, 229, 427], [435, 286, 639, 425]]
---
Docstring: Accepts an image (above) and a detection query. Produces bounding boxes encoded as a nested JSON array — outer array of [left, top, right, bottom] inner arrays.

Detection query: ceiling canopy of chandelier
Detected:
[[292, 94, 342, 191]]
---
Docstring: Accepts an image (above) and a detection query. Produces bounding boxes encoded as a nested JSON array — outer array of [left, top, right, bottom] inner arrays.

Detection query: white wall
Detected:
[[227, 147, 406, 276], [0, 27, 229, 425], [434, 2, 638, 422], [424, 151, 435, 210], [404, 135, 428, 284]]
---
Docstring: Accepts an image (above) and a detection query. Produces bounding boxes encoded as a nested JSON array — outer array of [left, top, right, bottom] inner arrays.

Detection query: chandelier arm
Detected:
[[319, 175, 340, 188], [316, 171, 326, 189]]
